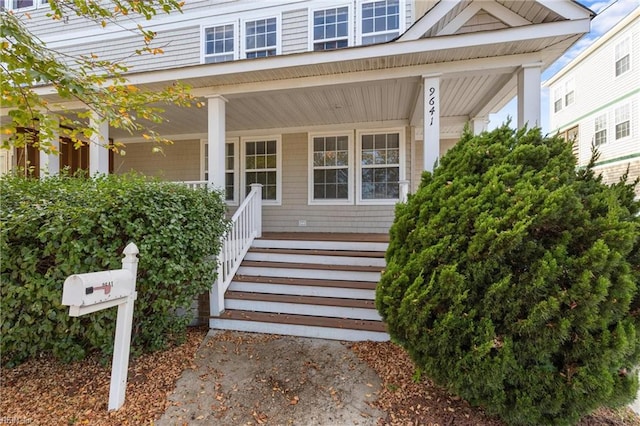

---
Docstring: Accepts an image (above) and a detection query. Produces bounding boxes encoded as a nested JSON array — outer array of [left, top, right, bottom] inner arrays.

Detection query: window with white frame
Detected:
[[244, 138, 279, 202], [615, 37, 630, 77], [359, 131, 402, 201], [2, 0, 47, 9], [361, 0, 400, 45], [615, 104, 630, 140], [203, 24, 235, 64], [564, 79, 575, 107], [553, 87, 563, 113], [594, 114, 607, 146], [312, 6, 350, 51], [203, 140, 238, 204], [310, 134, 352, 203], [245, 18, 277, 58]]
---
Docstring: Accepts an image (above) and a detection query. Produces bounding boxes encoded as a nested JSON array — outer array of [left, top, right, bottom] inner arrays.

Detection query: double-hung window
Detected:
[[245, 18, 277, 58], [203, 139, 239, 204], [553, 87, 563, 113], [244, 137, 280, 203], [361, 0, 400, 45], [203, 24, 235, 64], [564, 79, 575, 107], [309, 133, 352, 203], [594, 114, 607, 146], [615, 37, 630, 77], [358, 130, 402, 202], [312, 6, 350, 51], [2, 0, 47, 9], [615, 104, 630, 140]]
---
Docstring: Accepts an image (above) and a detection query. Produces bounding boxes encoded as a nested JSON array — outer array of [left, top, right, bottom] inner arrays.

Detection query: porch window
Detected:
[[244, 138, 280, 203], [312, 6, 349, 51], [203, 139, 238, 204], [309, 134, 352, 203], [361, 0, 400, 45], [594, 114, 607, 146], [358, 131, 402, 202], [203, 23, 235, 64], [245, 18, 277, 58], [615, 104, 630, 140], [615, 37, 630, 77]]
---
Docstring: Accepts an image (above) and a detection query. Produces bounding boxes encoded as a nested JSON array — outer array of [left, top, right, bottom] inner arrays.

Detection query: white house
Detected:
[[546, 6, 640, 199], [2, 0, 594, 339]]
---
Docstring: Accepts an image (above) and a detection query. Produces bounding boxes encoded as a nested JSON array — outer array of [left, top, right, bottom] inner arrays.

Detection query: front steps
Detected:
[[209, 233, 390, 341]]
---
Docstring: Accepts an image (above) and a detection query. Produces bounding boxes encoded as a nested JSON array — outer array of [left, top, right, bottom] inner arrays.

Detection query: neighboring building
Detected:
[[546, 7, 640, 199]]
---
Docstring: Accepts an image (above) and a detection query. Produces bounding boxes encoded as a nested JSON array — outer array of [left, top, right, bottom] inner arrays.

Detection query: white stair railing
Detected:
[[210, 183, 263, 316]]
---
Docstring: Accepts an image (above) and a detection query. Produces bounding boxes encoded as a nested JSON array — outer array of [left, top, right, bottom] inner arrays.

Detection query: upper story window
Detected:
[[594, 114, 607, 146], [553, 79, 574, 113], [313, 6, 350, 51], [615, 37, 631, 77], [245, 17, 278, 58], [2, 0, 47, 9], [615, 104, 630, 140], [203, 23, 235, 64], [361, 0, 400, 45], [553, 87, 563, 113], [564, 79, 575, 107]]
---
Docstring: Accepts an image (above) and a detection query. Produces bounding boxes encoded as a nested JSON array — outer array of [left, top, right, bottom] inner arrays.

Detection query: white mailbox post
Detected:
[[61, 242, 139, 411]]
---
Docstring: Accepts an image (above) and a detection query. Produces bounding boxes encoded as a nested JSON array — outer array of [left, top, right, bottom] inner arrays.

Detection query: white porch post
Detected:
[[89, 114, 110, 175], [423, 74, 441, 172], [517, 63, 542, 129], [472, 116, 488, 135], [206, 95, 227, 192], [39, 126, 59, 178]]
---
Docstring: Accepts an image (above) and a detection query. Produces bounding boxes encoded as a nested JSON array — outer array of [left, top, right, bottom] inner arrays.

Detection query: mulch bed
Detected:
[[2, 328, 639, 425]]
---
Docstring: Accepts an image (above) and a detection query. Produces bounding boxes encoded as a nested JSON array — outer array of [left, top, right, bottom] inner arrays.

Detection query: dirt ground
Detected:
[[2, 328, 639, 425]]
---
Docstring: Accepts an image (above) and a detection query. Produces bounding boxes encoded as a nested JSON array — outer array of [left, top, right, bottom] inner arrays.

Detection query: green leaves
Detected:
[[377, 124, 640, 425], [0, 173, 228, 366]]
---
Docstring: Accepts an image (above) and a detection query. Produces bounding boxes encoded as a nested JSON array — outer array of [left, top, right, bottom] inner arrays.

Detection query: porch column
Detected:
[[472, 116, 488, 135], [206, 95, 227, 192], [517, 63, 542, 129], [89, 114, 110, 175], [39, 125, 59, 178], [423, 74, 441, 172]]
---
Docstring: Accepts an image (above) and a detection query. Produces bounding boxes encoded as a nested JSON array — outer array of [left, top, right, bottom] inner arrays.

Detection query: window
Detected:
[[566, 126, 579, 158], [309, 134, 352, 203], [553, 87, 563, 113], [361, 0, 400, 45], [594, 114, 607, 146], [358, 131, 402, 202], [2, 0, 47, 9], [203, 139, 238, 204], [313, 6, 349, 51], [564, 79, 575, 107], [615, 104, 630, 140], [615, 37, 630, 77], [203, 24, 235, 64], [244, 137, 280, 203], [245, 18, 277, 58]]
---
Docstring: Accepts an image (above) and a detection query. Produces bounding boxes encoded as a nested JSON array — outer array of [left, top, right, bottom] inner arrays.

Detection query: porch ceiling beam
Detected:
[[398, 0, 459, 41]]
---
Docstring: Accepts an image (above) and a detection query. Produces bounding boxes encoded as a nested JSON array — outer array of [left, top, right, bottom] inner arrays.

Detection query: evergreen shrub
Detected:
[[376, 125, 640, 425], [1, 173, 228, 366]]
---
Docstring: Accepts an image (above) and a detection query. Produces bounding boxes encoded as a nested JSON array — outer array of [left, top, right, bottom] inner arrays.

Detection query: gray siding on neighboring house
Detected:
[[282, 8, 309, 55], [113, 140, 201, 181]]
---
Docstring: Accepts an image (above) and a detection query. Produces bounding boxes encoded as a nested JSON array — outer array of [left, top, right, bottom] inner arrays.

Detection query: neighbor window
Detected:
[[564, 79, 575, 107], [615, 104, 630, 140], [245, 18, 277, 58], [313, 6, 350, 51], [361, 0, 400, 45], [310, 134, 351, 203], [615, 37, 630, 77], [244, 138, 280, 202], [359, 131, 401, 201], [203, 24, 235, 64], [553, 87, 563, 113], [594, 114, 607, 146]]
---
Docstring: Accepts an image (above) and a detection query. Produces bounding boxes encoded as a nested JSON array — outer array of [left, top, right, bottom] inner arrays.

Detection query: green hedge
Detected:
[[376, 125, 640, 425], [1, 173, 228, 366]]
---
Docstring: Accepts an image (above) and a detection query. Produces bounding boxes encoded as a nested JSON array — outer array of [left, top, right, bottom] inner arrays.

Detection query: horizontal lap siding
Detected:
[[261, 132, 394, 234], [282, 8, 309, 54], [113, 140, 200, 181]]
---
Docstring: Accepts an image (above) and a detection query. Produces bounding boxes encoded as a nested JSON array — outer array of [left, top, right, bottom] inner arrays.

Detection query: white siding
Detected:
[[282, 8, 308, 55]]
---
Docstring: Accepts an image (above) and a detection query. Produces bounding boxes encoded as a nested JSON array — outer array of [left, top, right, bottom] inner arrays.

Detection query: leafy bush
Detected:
[[1, 173, 228, 366], [376, 125, 640, 425]]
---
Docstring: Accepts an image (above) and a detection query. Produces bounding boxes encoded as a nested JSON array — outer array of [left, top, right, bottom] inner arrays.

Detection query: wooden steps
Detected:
[[209, 233, 390, 341]]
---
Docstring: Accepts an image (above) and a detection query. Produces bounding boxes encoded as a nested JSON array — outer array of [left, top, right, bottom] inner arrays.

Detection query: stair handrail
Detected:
[[210, 183, 263, 317]]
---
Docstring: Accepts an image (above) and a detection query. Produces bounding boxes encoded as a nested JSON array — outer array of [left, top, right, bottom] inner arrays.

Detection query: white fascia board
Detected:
[[537, 0, 595, 20], [438, 1, 531, 36], [399, 0, 458, 41], [544, 7, 639, 87], [123, 18, 590, 87]]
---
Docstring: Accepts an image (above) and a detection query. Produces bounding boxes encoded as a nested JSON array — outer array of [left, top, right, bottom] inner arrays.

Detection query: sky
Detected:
[[487, 0, 640, 133]]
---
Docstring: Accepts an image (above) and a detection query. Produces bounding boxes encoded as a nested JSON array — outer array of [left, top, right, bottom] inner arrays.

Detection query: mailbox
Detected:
[[62, 269, 136, 317]]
